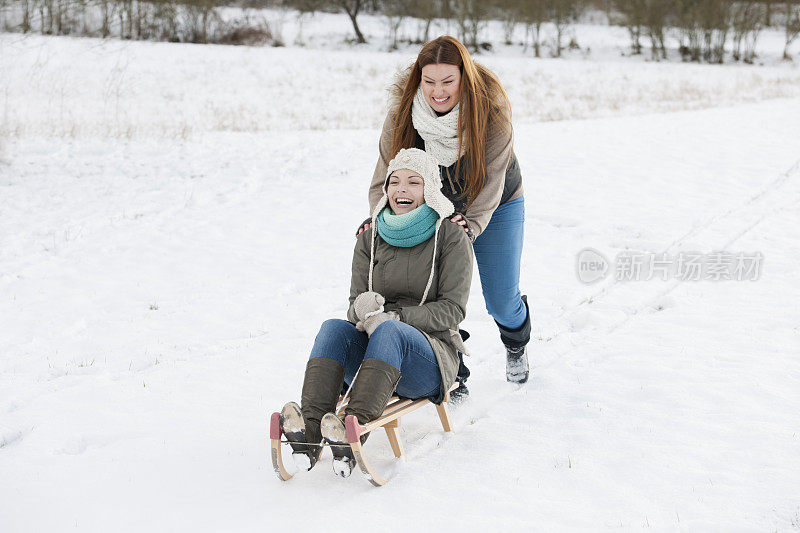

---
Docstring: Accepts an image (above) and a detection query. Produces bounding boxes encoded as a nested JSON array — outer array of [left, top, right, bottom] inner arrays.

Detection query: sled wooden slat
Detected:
[[363, 396, 431, 434], [381, 397, 416, 416], [364, 384, 456, 435]]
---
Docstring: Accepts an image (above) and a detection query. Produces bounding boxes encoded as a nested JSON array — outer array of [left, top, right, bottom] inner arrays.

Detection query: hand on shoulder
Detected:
[[448, 211, 475, 243], [355, 218, 372, 237]]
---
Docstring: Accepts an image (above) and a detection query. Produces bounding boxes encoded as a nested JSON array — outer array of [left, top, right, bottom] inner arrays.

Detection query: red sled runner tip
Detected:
[[344, 415, 365, 444], [270, 412, 282, 440]]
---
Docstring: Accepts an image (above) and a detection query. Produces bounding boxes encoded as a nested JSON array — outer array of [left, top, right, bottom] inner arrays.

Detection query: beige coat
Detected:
[[347, 220, 473, 404]]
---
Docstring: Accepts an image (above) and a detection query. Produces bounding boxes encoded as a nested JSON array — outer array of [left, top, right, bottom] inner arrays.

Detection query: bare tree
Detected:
[[98, 0, 117, 37], [283, 0, 322, 45], [731, 0, 764, 63], [39, 0, 53, 34], [451, 0, 494, 52], [614, 0, 646, 54], [116, 0, 132, 38], [332, 0, 367, 43], [410, 0, 440, 43], [18, 0, 33, 32], [785, 0, 800, 59], [644, 0, 669, 60], [701, 0, 731, 63], [550, 0, 585, 57], [182, 0, 220, 43], [518, 0, 548, 57], [154, 0, 180, 42], [676, 0, 729, 63], [675, 0, 701, 61], [0, 0, 7, 31], [439, 0, 455, 34], [382, 0, 412, 49], [496, 0, 520, 45]]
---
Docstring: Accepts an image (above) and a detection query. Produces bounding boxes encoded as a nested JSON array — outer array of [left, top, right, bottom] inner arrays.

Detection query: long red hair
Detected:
[[391, 35, 512, 208]]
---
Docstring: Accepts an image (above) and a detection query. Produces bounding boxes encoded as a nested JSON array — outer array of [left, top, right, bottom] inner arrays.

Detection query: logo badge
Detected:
[[576, 248, 609, 284]]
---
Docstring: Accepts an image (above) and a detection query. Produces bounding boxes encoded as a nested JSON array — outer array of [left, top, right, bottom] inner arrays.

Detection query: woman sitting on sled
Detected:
[[280, 148, 473, 476]]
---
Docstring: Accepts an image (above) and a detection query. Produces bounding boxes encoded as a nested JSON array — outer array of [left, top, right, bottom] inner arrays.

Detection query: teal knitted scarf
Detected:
[[376, 204, 438, 247]]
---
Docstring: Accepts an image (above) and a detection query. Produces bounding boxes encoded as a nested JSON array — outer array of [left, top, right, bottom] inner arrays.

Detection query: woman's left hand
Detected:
[[363, 311, 400, 336], [449, 212, 475, 242], [450, 213, 467, 228]]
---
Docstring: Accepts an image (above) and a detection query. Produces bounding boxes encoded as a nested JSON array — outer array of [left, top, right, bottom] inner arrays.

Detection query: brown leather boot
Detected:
[[283, 357, 344, 469], [345, 358, 401, 426], [320, 358, 401, 477]]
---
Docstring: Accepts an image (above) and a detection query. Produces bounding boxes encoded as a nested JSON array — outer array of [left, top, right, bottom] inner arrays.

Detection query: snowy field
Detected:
[[1, 19, 800, 532], [2, 18, 800, 139]]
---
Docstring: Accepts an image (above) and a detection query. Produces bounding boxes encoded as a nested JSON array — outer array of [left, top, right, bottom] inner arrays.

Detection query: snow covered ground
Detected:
[[1, 26, 800, 531]]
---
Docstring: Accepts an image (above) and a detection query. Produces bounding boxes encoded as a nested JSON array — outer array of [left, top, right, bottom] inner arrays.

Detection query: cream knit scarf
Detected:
[[411, 85, 464, 167]]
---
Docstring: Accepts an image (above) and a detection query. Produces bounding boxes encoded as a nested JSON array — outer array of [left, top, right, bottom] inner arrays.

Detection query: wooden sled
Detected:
[[270, 384, 456, 486]]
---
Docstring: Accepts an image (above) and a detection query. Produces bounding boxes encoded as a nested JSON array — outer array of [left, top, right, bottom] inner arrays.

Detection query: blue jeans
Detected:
[[472, 196, 527, 330], [309, 319, 442, 400]]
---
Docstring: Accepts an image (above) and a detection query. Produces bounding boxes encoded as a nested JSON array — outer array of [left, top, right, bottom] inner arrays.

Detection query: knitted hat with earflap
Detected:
[[368, 148, 455, 306]]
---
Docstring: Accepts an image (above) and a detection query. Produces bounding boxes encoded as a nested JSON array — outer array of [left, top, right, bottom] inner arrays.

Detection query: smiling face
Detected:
[[387, 168, 425, 214], [420, 63, 461, 113]]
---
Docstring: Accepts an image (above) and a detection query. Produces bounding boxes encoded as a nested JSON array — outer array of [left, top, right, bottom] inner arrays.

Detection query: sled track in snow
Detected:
[[570, 156, 800, 314], [456, 155, 800, 422], [541, 155, 800, 366]]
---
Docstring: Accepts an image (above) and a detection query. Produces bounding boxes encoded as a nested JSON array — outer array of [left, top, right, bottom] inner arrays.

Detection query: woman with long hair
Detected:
[[358, 35, 530, 395]]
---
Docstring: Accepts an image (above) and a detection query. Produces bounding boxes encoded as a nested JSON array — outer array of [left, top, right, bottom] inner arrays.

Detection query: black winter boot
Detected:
[[282, 357, 345, 470], [321, 358, 401, 477], [450, 329, 471, 404], [497, 295, 531, 384]]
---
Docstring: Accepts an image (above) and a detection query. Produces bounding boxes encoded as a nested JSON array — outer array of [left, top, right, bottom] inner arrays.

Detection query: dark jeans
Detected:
[[309, 319, 442, 400]]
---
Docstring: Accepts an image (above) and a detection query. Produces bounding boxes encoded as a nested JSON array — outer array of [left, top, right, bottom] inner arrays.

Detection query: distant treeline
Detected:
[[1, 0, 799, 61], [0, 0, 274, 45], [605, 0, 800, 62]]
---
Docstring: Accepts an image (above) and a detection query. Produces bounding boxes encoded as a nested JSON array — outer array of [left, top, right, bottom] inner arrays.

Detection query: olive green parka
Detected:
[[346, 220, 473, 404]]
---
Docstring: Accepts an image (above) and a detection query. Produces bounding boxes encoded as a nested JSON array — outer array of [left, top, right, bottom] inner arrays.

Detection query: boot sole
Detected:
[[280, 402, 319, 469], [320, 413, 355, 478], [506, 372, 529, 384], [506, 349, 530, 384], [506, 356, 530, 383], [280, 402, 305, 439]]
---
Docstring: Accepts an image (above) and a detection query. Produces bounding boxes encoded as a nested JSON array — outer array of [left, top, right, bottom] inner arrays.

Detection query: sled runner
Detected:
[[270, 384, 456, 486]]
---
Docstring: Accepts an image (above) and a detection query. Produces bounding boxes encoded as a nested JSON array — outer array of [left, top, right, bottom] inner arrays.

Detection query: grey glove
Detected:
[[354, 291, 385, 331], [362, 311, 400, 336]]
